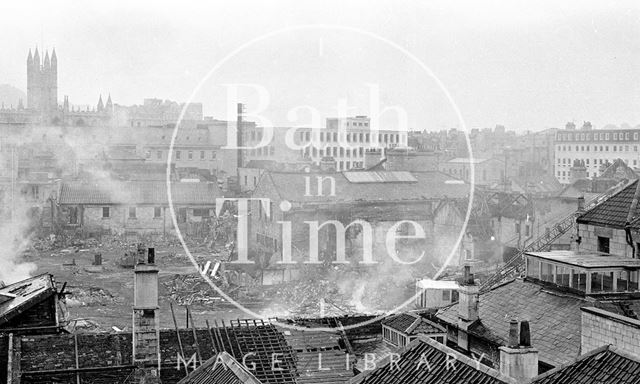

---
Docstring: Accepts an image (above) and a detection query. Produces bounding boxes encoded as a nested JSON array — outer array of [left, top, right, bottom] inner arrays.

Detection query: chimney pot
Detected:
[[463, 265, 475, 285], [519, 321, 531, 347], [508, 318, 519, 347]]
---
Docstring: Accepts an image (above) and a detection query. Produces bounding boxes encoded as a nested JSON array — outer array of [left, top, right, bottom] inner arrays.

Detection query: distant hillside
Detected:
[[0, 84, 26, 109]]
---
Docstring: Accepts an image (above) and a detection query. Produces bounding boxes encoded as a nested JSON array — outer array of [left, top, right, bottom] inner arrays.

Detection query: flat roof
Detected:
[[526, 251, 640, 269], [416, 279, 460, 289]]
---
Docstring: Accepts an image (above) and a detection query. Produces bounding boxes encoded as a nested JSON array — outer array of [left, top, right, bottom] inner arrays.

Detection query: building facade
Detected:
[[555, 123, 640, 184]]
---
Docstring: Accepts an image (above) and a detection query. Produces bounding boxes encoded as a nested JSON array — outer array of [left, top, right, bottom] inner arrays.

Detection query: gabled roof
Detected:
[[349, 336, 515, 384], [532, 345, 640, 384], [437, 278, 586, 366], [59, 181, 221, 205], [0, 274, 56, 326], [382, 313, 445, 335], [177, 351, 262, 384], [577, 179, 640, 230], [257, 171, 469, 204]]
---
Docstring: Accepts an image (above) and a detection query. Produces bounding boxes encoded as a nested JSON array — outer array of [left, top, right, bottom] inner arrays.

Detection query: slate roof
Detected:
[[382, 313, 419, 333], [349, 336, 514, 384], [577, 179, 640, 230], [178, 351, 262, 384], [382, 313, 445, 335], [532, 345, 640, 384], [0, 274, 56, 327], [58, 181, 221, 205], [259, 171, 469, 204], [437, 278, 587, 366], [280, 328, 353, 383]]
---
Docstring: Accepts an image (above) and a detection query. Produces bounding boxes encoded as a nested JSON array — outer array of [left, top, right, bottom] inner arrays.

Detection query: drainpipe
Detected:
[[624, 180, 640, 258]]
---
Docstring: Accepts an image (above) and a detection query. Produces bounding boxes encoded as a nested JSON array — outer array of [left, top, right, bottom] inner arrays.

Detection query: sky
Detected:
[[0, 0, 639, 131]]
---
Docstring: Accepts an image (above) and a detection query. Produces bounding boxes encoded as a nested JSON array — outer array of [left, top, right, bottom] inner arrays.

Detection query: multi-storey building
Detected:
[[555, 122, 640, 184], [241, 116, 409, 171]]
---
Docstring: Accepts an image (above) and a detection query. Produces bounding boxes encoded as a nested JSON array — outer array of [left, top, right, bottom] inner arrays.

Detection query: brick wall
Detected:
[[581, 307, 640, 355]]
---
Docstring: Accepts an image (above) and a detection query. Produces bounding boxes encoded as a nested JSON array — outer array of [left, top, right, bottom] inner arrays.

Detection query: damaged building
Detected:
[[54, 180, 221, 239], [247, 170, 472, 284]]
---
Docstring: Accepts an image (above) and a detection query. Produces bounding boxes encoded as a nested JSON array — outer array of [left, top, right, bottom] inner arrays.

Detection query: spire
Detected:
[[106, 93, 113, 110], [97, 94, 104, 112], [51, 48, 57, 69], [44, 50, 50, 69], [34, 47, 40, 67], [27, 49, 33, 65]]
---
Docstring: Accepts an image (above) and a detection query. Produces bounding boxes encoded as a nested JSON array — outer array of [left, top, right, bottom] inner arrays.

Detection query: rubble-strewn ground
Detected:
[[25, 235, 419, 332]]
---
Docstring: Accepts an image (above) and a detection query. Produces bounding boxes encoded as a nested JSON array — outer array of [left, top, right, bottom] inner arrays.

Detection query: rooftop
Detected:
[[58, 180, 221, 205], [532, 345, 640, 384], [0, 274, 56, 327], [577, 179, 640, 230], [437, 278, 587, 366], [526, 250, 640, 269], [382, 313, 445, 335], [446, 157, 500, 164], [416, 279, 459, 290], [177, 351, 262, 384], [349, 336, 514, 384], [258, 171, 469, 204]]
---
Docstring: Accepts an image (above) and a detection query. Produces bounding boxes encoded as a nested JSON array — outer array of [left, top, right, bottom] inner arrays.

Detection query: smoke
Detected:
[[0, 141, 37, 284]]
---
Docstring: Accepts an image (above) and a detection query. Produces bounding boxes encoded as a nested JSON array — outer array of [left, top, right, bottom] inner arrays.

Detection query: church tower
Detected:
[[26, 47, 58, 112]]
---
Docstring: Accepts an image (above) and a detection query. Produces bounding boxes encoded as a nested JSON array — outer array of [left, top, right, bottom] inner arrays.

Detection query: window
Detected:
[[442, 290, 451, 302], [188, 151, 193, 160], [211, 151, 217, 159], [154, 207, 162, 218], [69, 206, 78, 225], [102, 207, 110, 218], [129, 206, 137, 219], [157, 150, 162, 159], [176, 151, 181, 160], [598, 236, 610, 253], [200, 151, 205, 160], [193, 209, 210, 217]]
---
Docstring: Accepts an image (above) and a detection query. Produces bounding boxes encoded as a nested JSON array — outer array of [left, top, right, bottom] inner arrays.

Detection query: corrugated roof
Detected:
[[343, 171, 417, 183], [59, 181, 221, 205], [349, 336, 514, 384], [533, 345, 640, 384]]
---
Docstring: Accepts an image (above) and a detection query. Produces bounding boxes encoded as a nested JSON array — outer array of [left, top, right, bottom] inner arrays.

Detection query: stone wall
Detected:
[[581, 307, 640, 355], [577, 223, 638, 257]]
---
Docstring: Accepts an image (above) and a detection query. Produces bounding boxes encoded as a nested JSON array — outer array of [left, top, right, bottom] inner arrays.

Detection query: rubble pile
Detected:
[[162, 274, 225, 306], [66, 286, 123, 307]]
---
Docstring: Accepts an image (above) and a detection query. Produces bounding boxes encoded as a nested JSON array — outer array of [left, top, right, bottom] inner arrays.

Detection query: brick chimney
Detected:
[[133, 247, 161, 383], [499, 320, 539, 381], [457, 265, 479, 351]]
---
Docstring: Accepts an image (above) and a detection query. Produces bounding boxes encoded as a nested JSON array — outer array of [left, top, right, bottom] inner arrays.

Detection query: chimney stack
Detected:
[[499, 320, 539, 381], [577, 196, 585, 212], [132, 247, 161, 382], [457, 265, 480, 351]]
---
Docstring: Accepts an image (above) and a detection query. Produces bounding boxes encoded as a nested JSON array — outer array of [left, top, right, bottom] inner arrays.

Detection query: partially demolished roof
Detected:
[[0, 274, 57, 327], [178, 351, 262, 384]]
